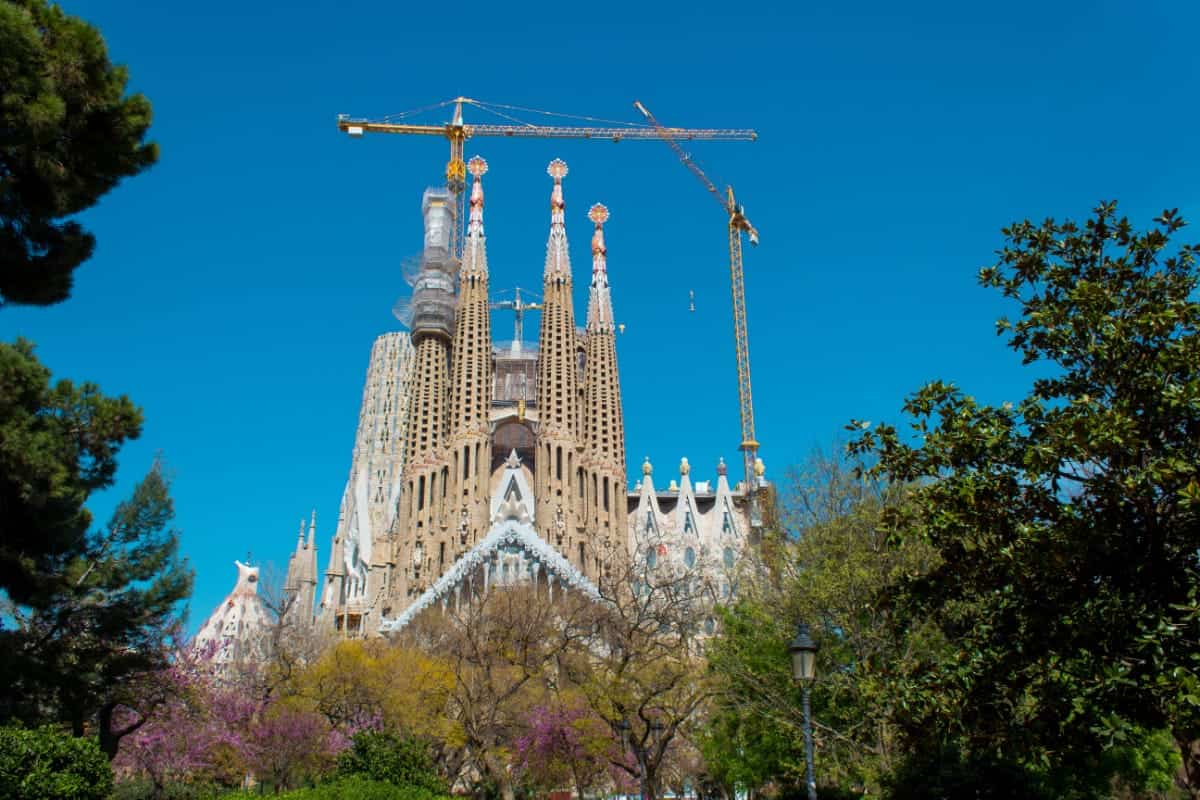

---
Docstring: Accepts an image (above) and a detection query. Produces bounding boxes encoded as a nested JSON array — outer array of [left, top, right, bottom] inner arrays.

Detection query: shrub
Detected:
[[336, 731, 447, 794], [0, 724, 113, 800], [884, 746, 1050, 800], [224, 775, 449, 800]]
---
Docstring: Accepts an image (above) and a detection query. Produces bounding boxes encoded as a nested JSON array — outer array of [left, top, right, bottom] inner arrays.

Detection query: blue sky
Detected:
[[3, 0, 1197, 629]]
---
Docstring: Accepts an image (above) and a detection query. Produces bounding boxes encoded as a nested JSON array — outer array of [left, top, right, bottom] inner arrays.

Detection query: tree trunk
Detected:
[[1178, 736, 1200, 799]]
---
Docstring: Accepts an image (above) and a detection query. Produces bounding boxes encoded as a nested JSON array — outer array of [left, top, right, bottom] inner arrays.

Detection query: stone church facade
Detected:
[[286, 157, 766, 636]]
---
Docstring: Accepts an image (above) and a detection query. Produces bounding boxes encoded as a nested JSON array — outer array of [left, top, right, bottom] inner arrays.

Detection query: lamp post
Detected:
[[789, 622, 819, 800]]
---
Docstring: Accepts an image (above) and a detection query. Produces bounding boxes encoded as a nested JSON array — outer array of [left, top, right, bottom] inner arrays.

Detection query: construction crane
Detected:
[[490, 287, 542, 353], [337, 97, 757, 259], [634, 100, 762, 496]]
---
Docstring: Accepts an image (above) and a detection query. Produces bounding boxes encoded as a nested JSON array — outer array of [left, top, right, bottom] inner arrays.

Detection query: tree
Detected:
[[513, 700, 616, 800], [337, 730, 448, 795], [112, 656, 254, 798], [0, 724, 113, 800], [0, 339, 192, 755], [702, 449, 936, 797], [559, 551, 719, 800], [0, 338, 142, 606], [243, 702, 342, 792], [291, 638, 452, 741], [850, 203, 1200, 794], [0, 0, 157, 307], [403, 584, 594, 800]]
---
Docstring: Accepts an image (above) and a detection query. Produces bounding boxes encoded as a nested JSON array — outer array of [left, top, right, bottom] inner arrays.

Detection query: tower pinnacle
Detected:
[[467, 156, 487, 235], [544, 159, 570, 282], [589, 203, 609, 276], [586, 204, 614, 333]]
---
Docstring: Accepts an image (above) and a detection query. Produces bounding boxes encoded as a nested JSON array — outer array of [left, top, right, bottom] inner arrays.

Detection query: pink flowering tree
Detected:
[[515, 702, 620, 799], [112, 649, 252, 796], [242, 702, 344, 792]]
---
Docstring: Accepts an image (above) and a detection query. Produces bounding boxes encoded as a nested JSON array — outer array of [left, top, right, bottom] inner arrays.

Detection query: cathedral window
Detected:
[[684, 547, 696, 569], [603, 478, 609, 512], [646, 547, 657, 569], [684, 511, 695, 535], [722, 511, 733, 534], [723, 547, 735, 569], [418, 476, 425, 511]]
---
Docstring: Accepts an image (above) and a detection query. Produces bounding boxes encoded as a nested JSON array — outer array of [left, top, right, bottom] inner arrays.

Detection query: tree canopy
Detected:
[[0, 339, 192, 757], [0, 0, 157, 307], [850, 202, 1200, 794]]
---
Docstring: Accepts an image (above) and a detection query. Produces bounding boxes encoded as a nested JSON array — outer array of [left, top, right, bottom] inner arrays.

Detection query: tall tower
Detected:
[[318, 332, 414, 635], [582, 204, 626, 554], [534, 159, 583, 571], [283, 512, 318, 627], [446, 157, 493, 558], [389, 188, 458, 608]]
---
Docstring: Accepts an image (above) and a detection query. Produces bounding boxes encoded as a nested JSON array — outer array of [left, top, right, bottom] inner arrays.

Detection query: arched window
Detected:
[[646, 547, 657, 569], [723, 547, 735, 569], [684, 547, 696, 569]]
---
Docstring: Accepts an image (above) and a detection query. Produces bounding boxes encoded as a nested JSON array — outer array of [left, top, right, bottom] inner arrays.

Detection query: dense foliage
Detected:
[[850, 203, 1200, 794], [230, 776, 450, 800], [0, 724, 113, 800], [337, 731, 447, 795], [0, 0, 157, 306], [0, 338, 142, 607], [0, 339, 193, 755], [702, 451, 937, 796]]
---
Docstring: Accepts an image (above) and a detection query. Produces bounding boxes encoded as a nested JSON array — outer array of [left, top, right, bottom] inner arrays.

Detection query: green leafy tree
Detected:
[[337, 731, 447, 794], [702, 450, 937, 797], [0, 0, 156, 307], [850, 202, 1200, 795], [0, 724, 113, 800], [0, 340, 192, 757]]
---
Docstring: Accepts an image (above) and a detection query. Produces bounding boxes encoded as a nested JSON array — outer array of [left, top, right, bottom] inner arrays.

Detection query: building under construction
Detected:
[[283, 152, 767, 636]]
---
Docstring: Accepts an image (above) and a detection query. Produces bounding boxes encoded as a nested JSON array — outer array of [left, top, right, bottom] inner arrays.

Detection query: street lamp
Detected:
[[788, 622, 819, 800]]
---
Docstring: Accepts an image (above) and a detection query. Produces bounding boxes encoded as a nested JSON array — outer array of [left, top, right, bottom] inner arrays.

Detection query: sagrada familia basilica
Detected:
[[204, 156, 767, 647]]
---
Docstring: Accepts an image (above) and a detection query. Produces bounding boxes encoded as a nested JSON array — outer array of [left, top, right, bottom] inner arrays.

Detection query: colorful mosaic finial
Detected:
[[468, 156, 487, 233], [548, 159, 567, 225], [717, 457, 728, 477], [643, 456, 653, 476], [589, 204, 608, 275]]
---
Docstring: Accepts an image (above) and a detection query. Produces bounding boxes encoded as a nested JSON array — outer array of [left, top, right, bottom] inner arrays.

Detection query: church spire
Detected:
[[582, 203, 626, 541], [543, 159, 570, 283], [586, 204, 614, 333], [447, 155, 494, 551], [536, 159, 583, 568]]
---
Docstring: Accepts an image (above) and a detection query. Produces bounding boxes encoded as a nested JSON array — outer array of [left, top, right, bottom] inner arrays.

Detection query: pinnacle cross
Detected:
[[589, 203, 609, 277], [468, 156, 487, 234]]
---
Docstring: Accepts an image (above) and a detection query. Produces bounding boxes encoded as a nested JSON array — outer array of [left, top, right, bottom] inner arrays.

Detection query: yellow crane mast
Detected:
[[633, 100, 762, 495], [337, 97, 756, 259]]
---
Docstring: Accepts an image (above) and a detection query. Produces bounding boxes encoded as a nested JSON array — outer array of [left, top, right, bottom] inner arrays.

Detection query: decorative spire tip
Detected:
[[468, 156, 488, 178], [588, 203, 609, 225], [547, 158, 568, 181]]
